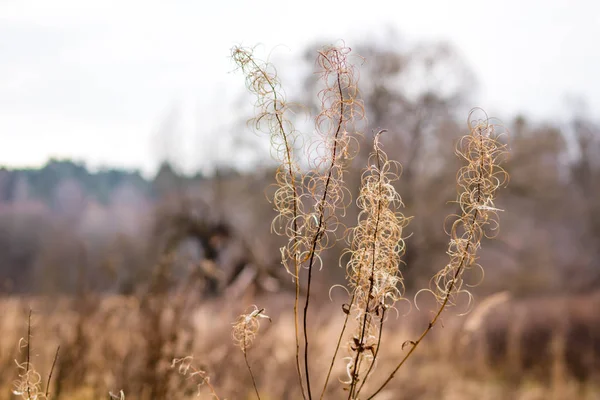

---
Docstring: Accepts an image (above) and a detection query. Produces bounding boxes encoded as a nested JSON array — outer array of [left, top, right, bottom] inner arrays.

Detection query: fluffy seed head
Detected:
[[344, 131, 411, 383], [232, 306, 271, 353], [429, 109, 509, 308]]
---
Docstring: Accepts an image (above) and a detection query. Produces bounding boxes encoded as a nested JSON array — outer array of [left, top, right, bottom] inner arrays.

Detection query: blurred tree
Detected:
[[567, 117, 600, 290], [153, 161, 183, 199], [52, 178, 87, 219]]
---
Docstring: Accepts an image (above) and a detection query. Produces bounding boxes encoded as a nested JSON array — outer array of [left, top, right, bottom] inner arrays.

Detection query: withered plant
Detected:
[[226, 42, 510, 400], [12, 310, 59, 400]]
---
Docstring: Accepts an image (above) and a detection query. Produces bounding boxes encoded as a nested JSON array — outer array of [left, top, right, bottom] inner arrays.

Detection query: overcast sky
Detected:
[[1, 0, 599, 175]]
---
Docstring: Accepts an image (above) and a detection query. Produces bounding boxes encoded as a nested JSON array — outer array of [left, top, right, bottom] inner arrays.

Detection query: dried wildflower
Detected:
[[12, 310, 57, 400], [344, 130, 410, 396], [300, 43, 365, 259], [232, 306, 271, 353], [108, 390, 125, 400], [12, 344, 58, 400], [366, 109, 509, 399], [171, 356, 220, 399], [231, 45, 302, 273], [429, 109, 509, 308], [232, 44, 307, 398], [12, 358, 44, 400], [233, 44, 365, 400], [232, 306, 270, 400], [298, 44, 365, 399]]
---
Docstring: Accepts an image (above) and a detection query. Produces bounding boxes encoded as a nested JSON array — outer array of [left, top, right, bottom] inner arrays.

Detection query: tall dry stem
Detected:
[[345, 130, 410, 398], [13, 310, 59, 400], [300, 44, 364, 399], [366, 109, 509, 399], [320, 130, 410, 398], [231, 45, 307, 398]]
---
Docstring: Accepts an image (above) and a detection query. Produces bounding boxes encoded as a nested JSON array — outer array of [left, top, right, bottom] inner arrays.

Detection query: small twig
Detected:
[[45, 345, 60, 399], [319, 294, 356, 399], [354, 307, 386, 397], [235, 49, 306, 400], [304, 60, 347, 400], [243, 347, 261, 400], [26, 309, 32, 400]]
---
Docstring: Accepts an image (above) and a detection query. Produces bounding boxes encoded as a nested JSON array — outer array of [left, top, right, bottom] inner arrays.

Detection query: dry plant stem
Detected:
[[365, 236, 475, 400], [322, 135, 387, 397], [243, 349, 261, 400], [303, 72, 346, 400], [348, 143, 385, 399], [192, 367, 220, 400], [205, 383, 220, 399], [368, 118, 498, 399], [173, 357, 221, 400], [293, 250, 304, 400], [321, 260, 377, 398], [258, 69, 305, 400], [252, 59, 305, 400], [233, 308, 270, 400], [319, 293, 355, 399], [354, 308, 386, 398], [26, 309, 32, 400], [45, 345, 60, 399], [320, 272, 383, 399], [233, 49, 306, 399]]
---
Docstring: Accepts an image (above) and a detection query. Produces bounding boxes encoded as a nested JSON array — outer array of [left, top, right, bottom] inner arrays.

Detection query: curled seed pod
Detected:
[[231, 45, 303, 278], [232, 306, 271, 353], [344, 130, 411, 388], [429, 109, 509, 308]]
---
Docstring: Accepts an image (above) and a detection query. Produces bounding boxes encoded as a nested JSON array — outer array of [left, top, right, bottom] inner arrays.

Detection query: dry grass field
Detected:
[[2, 291, 600, 399]]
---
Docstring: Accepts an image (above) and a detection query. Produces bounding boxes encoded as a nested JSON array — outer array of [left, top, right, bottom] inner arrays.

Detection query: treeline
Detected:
[[0, 156, 259, 294], [0, 159, 246, 207], [0, 159, 151, 206]]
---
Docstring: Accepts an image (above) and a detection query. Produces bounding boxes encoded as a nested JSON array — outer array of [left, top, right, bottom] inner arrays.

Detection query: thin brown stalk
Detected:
[[241, 317, 262, 400], [172, 356, 221, 399], [26, 309, 32, 400], [258, 70, 305, 400], [202, 377, 220, 399], [44, 345, 60, 399], [197, 370, 220, 400], [232, 46, 306, 400], [319, 292, 356, 399], [366, 236, 474, 400], [354, 307, 386, 397], [293, 257, 304, 400], [303, 70, 346, 400], [243, 349, 261, 400], [253, 58, 305, 400], [232, 307, 270, 400]]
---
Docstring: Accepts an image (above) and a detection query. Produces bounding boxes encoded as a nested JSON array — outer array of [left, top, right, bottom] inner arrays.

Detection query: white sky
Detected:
[[1, 0, 599, 176]]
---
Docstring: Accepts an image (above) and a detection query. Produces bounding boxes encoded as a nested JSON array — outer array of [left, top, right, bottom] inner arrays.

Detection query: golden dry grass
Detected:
[[1, 293, 599, 399]]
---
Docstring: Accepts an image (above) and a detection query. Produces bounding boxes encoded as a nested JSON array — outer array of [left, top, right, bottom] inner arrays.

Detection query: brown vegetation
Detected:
[[1, 35, 600, 399]]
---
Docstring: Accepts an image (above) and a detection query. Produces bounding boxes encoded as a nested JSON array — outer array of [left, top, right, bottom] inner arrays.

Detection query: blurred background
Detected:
[[0, 1, 599, 399]]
